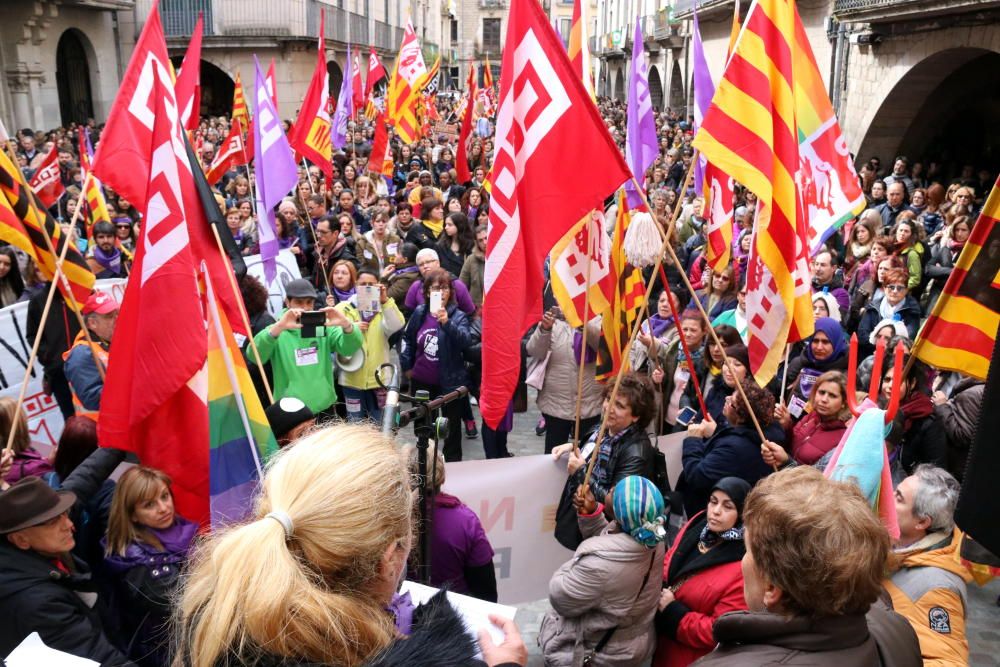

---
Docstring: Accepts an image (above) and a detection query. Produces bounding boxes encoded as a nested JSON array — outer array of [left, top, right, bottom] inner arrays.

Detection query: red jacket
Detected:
[[789, 411, 847, 465], [653, 512, 747, 667]]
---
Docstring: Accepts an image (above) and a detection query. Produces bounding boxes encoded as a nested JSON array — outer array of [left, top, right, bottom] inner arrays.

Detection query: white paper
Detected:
[[5, 633, 99, 667], [399, 580, 517, 648], [357, 285, 381, 313]]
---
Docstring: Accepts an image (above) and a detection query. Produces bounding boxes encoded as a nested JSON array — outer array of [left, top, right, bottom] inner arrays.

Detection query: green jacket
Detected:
[[253, 312, 364, 413]]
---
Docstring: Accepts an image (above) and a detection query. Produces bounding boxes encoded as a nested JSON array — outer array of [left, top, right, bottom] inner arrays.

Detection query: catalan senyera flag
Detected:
[[693, 0, 816, 384], [596, 191, 646, 381], [78, 127, 112, 238], [287, 10, 332, 179], [911, 174, 999, 380], [231, 70, 250, 135], [386, 18, 427, 144], [0, 149, 94, 304], [567, 0, 595, 98]]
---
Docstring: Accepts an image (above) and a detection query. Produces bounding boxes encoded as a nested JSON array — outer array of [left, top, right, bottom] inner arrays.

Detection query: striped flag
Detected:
[[0, 149, 94, 304], [911, 174, 999, 380], [386, 18, 427, 144], [567, 0, 595, 98], [231, 70, 250, 135], [693, 0, 815, 384], [549, 210, 614, 329], [78, 127, 112, 240], [597, 191, 646, 381]]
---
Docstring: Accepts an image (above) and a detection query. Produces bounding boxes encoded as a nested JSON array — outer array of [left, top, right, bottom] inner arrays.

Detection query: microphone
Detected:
[[381, 364, 400, 435]]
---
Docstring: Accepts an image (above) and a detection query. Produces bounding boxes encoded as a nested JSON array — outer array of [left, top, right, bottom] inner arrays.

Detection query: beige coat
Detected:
[[526, 319, 603, 421], [539, 512, 665, 666]]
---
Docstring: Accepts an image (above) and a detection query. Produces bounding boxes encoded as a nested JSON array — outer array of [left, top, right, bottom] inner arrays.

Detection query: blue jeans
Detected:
[[342, 387, 384, 424]]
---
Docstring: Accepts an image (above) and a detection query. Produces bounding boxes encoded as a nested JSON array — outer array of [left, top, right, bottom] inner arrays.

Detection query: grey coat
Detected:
[[539, 512, 665, 666], [527, 319, 603, 421]]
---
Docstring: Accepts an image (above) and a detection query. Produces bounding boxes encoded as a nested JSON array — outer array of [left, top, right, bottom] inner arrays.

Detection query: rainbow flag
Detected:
[[205, 274, 277, 527]]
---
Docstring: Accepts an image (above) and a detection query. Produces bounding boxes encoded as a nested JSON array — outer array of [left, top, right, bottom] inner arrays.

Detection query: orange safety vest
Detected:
[[62, 331, 109, 423]]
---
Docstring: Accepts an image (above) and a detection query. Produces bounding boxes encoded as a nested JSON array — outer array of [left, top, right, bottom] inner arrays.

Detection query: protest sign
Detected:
[[433, 121, 459, 141], [244, 249, 303, 317]]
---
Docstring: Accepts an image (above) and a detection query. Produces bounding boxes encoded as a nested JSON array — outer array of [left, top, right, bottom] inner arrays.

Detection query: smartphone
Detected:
[[300, 310, 326, 338], [676, 406, 699, 427], [429, 290, 443, 314]]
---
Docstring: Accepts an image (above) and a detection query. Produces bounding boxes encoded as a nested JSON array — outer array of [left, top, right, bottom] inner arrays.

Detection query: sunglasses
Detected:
[[886, 284, 907, 292]]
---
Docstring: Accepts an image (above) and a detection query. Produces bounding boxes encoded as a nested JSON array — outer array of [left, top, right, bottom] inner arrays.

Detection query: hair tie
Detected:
[[264, 510, 294, 540]]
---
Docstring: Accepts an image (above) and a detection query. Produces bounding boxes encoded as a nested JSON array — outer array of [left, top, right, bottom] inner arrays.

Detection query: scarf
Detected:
[[677, 341, 705, 366], [899, 391, 934, 434], [394, 265, 420, 275], [646, 313, 675, 338], [332, 286, 356, 303], [612, 475, 667, 547], [422, 217, 444, 238], [591, 424, 636, 493], [572, 331, 597, 365], [879, 295, 904, 321], [149, 517, 199, 557], [92, 244, 123, 275], [804, 317, 848, 367], [851, 241, 872, 261], [698, 523, 745, 549], [949, 238, 967, 253]]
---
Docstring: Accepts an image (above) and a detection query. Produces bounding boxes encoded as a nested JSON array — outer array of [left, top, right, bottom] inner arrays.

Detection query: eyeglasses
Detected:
[[886, 284, 907, 292], [316, 229, 333, 236]]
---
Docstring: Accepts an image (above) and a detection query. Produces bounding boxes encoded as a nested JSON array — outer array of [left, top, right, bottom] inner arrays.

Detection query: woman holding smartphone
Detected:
[[401, 270, 473, 461]]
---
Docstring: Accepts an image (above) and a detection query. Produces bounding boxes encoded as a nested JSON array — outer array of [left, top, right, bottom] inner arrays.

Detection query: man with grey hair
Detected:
[[885, 464, 972, 665]]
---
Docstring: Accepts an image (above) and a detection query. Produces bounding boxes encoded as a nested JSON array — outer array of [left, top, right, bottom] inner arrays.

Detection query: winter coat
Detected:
[[788, 411, 848, 466], [526, 319, 602, 421], [539, 510, 665, 667], [571, 427, 659, 508], [653, 512, 747, 667], [693, 603, 921, 666], [680, 424, 772, 517], [856, 295, 921, 358], [885, 529, 972, 667], [0, 448, 134, 667], [896, 411, 947, 476], [933, 379, 984, 480], [458, 252, 485, 309], [923, 242, 959, 309], [400, 303, 472, 391], [26, 288, 81, 372], [3, 446, 55, 484], [384, 266, 421, 311]]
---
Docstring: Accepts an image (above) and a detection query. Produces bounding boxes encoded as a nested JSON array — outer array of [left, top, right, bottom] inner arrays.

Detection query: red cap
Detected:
[[82, 291, 118, 315]]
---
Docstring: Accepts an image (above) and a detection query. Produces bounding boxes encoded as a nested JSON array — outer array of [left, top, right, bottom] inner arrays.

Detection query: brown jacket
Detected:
[[693, 603, 921, 666]]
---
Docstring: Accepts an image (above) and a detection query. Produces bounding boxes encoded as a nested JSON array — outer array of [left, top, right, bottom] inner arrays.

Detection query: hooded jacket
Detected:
[[884, 529, 973, 667]]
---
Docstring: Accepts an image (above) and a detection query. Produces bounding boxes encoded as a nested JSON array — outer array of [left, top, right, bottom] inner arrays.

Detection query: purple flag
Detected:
[[332, 45, 353, 150], [691, 10, 714, 196], [252, 55, 298, 284], [624, 16, 658, 209]]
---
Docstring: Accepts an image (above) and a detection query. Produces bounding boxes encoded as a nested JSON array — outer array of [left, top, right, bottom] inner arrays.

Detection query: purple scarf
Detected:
[[332, 286, 356, 303], [395, 265, 420, 275], [573, 331, 597, 365], [389, 591, 415, 635], [103, 516, 198, 573], [646, 313, 675, 338], [92, 244, 123, 275]]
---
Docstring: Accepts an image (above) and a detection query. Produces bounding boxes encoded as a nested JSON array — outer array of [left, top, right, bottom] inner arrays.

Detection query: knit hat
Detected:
[[265, 397, 315, 441], [612, 476, 667, 548], [868, 317, 909, 345], [711, 477, 752, 521]]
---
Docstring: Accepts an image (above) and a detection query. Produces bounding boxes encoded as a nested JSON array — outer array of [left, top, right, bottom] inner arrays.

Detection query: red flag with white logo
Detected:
[[479, 0, 632, 427], [28, 148, 65, 208], [204, 118, 248, 185], [175, 12, 203, 131]]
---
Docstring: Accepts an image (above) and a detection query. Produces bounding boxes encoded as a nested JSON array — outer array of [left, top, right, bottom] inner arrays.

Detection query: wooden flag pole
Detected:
[[571, 217, 596, 453], [296, 161, 332, 295], [778, 343, 791, 404]]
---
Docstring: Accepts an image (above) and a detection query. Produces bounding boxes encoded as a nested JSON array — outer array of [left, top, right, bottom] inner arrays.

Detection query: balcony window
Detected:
[[482, 17, 502, 55]]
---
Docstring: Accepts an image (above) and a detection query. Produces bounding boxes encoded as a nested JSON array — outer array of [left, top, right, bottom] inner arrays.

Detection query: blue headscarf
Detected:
[[804, 316, 848, 366], [612, 476, 667, 548]]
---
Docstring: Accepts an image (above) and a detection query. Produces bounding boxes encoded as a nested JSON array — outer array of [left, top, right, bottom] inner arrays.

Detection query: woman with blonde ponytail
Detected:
[[172, 424, 526, 667]]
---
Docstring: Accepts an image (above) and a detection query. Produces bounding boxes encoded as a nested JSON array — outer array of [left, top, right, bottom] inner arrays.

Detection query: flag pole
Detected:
[[4, 143, 106, 381], [297, 159, 332, 294], [571, 218, 595, 453], [4, 227, 75, 453], [210, 224, 274, 404], [656, 263, 709, 418], [778, 343, 791, 403]]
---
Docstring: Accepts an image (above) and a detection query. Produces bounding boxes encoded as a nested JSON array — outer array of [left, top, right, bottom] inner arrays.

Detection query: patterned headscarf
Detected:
[[612, 476, 667, 548]]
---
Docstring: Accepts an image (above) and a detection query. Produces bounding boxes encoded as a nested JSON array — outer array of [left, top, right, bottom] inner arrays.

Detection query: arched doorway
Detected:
[[328, 61, 344, 99], [613, 69, 625, 101], [171, 59, 235, 118], [857, 48, 1000, 176], [56, 30, 95, 125], [668, 60, 684, 113], [648, 64, 664, 109]]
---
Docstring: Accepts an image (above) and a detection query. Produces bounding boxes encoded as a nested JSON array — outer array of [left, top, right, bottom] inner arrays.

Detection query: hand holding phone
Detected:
[[429, 290, 444, 315], [676, 405, 699, 426]]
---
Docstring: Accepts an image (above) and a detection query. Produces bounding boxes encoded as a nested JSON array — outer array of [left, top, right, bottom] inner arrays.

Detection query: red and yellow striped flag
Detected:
[[692, 0, 814, 384], [386, 18, 427, 144], [78, 128, 110, 241], [567, 0, 595, 99], [911, 174, 999, 380], [232, 70, 249, 133]]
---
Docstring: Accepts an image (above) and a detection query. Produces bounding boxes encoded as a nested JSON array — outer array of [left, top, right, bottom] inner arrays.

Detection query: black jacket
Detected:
[[572, 426, 657, 505], [400, 222, 438, 251], [0, 448, 132, 666], [26, 286, 82, 371]]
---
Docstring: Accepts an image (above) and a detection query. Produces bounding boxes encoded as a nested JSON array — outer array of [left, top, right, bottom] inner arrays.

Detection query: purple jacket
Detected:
[[428, 492, 495, 594], [405, 278, 477, 315], [3, 448, 55, 484]]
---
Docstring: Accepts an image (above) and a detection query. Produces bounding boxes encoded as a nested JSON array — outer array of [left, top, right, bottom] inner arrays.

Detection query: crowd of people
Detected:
[[0, 94, 993, 667]]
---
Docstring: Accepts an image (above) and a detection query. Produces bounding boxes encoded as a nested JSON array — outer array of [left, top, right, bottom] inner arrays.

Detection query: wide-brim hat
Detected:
[[0, 477, 76, 534]]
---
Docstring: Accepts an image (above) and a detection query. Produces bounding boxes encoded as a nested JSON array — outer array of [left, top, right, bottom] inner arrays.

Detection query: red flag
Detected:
[[98, 73, 211, 524], [352, 49, 366, 114], [204, 118, 248, 185], [28, 148, 64, 208], [480, 0, 632, 427], [266, 58, 278, 111], [456, 66, 476, 183], [364, 46, 388, 99], [287, 11, 332, 179], [175, 12, 203, 131], [366, 113, 394, 179]]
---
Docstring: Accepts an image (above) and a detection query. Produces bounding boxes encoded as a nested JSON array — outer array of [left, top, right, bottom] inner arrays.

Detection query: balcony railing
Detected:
[[479, 0, 506, 8], [373, 20, 403, 50]]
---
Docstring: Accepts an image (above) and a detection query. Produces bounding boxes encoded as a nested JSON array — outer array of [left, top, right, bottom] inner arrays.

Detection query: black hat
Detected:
[[0, 477, 76, 534], [284, 279, 317, 300], [265, 397, 315, 440], [711, 477, 752, 518]]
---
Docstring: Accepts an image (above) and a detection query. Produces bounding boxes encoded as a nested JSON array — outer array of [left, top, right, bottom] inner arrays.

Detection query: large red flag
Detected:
[[480, 0, 632, 427], [28, 148, 64, 208], [456, 66, 476, 184], [98, 73, 211, 523], [266, 58, 279, 110], [175, 12, 203, 131], [288, 11, 332, 179], [204, 118, 248, 185], [352, 49, 366, 114]]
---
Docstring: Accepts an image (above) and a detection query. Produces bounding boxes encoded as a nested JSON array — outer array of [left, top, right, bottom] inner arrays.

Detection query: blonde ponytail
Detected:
[[173, 425, 413, 667]]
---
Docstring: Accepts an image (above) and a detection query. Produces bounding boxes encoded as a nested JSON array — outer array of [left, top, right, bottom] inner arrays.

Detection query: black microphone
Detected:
[[381, 364, 400, 435]]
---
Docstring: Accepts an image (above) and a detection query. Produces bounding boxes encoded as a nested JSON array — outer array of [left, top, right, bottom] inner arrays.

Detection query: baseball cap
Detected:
[[284, 279, 317, 300], [83, 291, 118, 315]]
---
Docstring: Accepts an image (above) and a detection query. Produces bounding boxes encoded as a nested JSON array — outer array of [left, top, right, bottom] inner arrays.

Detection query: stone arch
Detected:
[[857, 47, 1000, 174], [613, 68, 625, 101], [328, 60, 344, 98], [648, 64, 664, 110], [668, 60, 684, 112], [169, 58, 236, 118], [56, 29, 96, 125]]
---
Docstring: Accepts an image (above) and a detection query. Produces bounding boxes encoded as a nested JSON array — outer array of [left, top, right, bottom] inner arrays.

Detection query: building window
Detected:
[[451, 18, 459, 41], [559, 18, 571, 46], [482, 18, 502, 55]]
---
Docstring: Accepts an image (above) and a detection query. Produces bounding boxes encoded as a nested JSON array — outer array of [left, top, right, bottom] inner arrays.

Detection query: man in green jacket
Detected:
[[254, 279, 363, 419]]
